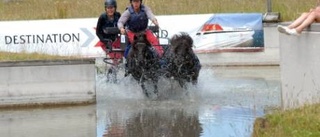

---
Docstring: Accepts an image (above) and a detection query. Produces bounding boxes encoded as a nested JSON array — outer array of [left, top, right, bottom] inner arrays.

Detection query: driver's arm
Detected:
[[96, 15, 106, 41], [118, 10, 130, 34], [144, 5, 158, 26]]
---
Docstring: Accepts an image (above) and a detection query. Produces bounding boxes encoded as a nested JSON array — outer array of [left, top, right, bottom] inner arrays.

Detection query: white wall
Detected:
[[280, 23, 320, 109], [0, 59, 96, 107], [0, 14, 264, 57], [0, 15, 211, 57]]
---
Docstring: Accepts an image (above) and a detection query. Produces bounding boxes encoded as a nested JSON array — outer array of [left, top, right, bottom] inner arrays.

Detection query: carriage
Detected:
[[102, 26, 201, 98]]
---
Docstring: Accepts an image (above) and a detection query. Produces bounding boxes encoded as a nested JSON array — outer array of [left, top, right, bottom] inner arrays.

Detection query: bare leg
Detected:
[[288, 12, 310, 29], [295, 12, 318, 33], [314, 10, 320, 22]]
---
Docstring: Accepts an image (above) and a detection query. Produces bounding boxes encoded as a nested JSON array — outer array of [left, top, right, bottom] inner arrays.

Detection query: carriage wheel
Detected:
[[106, 66, 118, 83]]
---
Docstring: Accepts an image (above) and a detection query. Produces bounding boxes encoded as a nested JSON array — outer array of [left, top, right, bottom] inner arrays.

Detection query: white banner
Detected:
[[0, 18, 101, 57], [0, 13, 263, 57]]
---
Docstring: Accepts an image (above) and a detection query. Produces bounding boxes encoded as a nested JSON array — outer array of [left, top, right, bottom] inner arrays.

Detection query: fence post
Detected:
[[263, 0, 280, 22], [267, 0, 272, 12]]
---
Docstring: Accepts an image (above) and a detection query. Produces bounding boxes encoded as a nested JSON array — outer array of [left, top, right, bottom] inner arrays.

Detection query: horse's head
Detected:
[[133, 32, 150, 47], [132, 32, 152, 63], [170, 32, 194, 63]]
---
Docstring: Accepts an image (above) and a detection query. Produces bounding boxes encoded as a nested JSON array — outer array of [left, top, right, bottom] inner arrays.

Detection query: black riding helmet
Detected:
[[105, 0, 117, 9]]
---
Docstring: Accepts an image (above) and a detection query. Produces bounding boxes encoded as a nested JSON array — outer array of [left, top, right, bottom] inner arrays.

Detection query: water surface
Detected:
[[0, 66, 281, 137]]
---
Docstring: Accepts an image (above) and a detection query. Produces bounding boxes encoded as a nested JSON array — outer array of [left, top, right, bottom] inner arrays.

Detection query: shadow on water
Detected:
[[96, 66, 281, 137], [101, 108, 203, 137]]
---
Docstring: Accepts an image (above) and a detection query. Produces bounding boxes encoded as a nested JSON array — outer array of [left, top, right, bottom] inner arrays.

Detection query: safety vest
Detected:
[[127, 5, 148, 32], [101, 12, 121, 41]]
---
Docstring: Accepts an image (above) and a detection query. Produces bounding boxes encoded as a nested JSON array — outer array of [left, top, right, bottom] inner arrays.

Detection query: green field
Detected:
[[0, 0, 318, 21]]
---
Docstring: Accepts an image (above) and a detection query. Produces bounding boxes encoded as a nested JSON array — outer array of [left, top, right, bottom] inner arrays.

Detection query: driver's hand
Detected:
[[120, 28, 126, 35], [152, 19, 159, 26], [106, 45, 112, 51], [101, 39, 109, 45]]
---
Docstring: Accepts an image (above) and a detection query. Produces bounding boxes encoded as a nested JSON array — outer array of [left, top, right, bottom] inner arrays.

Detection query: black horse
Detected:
[[126, 32, 161, 97], [165, 32, 201, 88]]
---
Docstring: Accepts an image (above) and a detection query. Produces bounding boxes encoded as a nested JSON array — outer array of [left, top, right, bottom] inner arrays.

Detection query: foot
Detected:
[[286, 28, 300, 36], [277, 25, 290, 35]]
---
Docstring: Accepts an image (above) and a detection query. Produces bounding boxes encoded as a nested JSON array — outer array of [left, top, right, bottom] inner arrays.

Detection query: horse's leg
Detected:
[[178, 79, 185, 88], [178, 79, 189, 96], [192, 80, 198, 85], [152, 79, 159, 97], [141, 84, 149, 97], [140, 80, 150, 97], [192, 76, 198, 85], [192, 70, 200, 85], [111, 66, 118, 83]]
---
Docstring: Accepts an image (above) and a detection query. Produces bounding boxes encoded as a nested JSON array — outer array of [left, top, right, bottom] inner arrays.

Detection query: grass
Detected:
[[0, 51, 79, 61], [0, 0, 318, 21], [252, 104, 320, 137]]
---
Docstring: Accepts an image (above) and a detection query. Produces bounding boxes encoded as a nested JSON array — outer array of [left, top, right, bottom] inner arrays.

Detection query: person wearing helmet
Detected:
[[96, 0, 121, 54], [117, 0, 163, 58]]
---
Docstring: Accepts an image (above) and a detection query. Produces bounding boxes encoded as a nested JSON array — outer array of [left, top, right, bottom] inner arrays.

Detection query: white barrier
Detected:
[[0, 58, 96, 107], [0, 15, 210, 57], [280, 23, 320, 109], [0, 13, 264, 57], [0, 18, 102, 57]]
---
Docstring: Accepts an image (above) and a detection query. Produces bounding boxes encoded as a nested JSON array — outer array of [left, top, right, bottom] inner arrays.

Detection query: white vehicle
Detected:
[[192, 24, 255, 50]]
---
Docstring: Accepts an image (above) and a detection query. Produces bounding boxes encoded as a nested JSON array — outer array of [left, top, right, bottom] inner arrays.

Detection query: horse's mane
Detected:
[[169, 32, 194, 57], [170, 32, 193, 49]]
